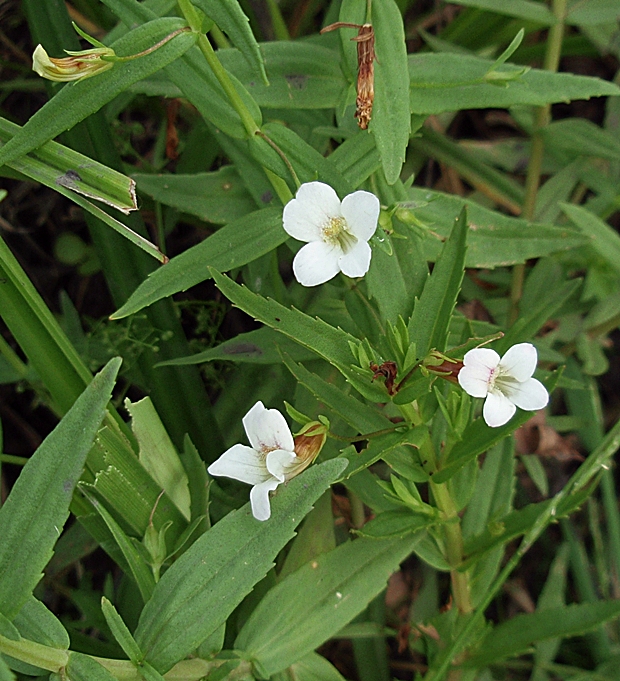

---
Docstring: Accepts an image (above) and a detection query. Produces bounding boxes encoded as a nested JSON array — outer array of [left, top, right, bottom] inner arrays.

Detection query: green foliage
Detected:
[[2, 2, 620, 681]]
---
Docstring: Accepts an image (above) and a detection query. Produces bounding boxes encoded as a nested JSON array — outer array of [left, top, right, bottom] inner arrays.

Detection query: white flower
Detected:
[[282, 181, 380, 287], [207, 401, 308, 521], [457, 343, 549, 428]]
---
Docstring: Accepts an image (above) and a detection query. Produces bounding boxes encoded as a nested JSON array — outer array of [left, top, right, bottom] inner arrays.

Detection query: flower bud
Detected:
[[293, 421, 328, 465], [32, 44, 115, 82], [423, 351, 463, 384]]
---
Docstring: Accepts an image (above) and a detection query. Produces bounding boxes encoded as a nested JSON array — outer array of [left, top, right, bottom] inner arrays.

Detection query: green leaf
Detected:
[[12, 597, 69, 650], [0, 358, 121, 619], [0, 19, 197, 167], [408, 207, 468, 357], [561, 203, 620, 276], [566, 0, 620, 25], [408, 188, 589, 267], [210, 270, 360, 371], [541, 118, 620, 162], [280, 353, 391, 433], [133, 166, 256, 224], [191, 0, 268, 85], [235, 534, 420, 678], [157, 327, 316, 366], [102, 0, 260, 139], [497, 279, 581, 353], [0, 657, 14, 681], [219, 41, 346, 110], [409, 53, 620, 115], [273, 652, 347, 681], [66, 651, 119, 681], [127, 397, 190, 520], [0, 117, 135, 214], [465, 601, 620, 667], [79, 488, 155, 603], [101, 598, 143, 664], [445, 0, 556, 23], [133, 459, 347, 673], [111, 208, 285, 319], [370, 0, 411, 184], [330, 131, 381, 188]]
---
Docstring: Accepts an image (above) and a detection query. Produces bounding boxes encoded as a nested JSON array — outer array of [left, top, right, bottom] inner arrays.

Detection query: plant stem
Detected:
[[508, 0, 567, 325], [0, 634, 68, 673], [431, 480, 472, 615], [176, 0, 259, 138], [265, 0, 290, 41]]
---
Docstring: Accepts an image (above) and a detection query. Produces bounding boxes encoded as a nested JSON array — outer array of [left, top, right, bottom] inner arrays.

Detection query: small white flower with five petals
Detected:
[[457, 343, 549, 428], [207, 401, 309, 521], [283, 181, 380, 287]]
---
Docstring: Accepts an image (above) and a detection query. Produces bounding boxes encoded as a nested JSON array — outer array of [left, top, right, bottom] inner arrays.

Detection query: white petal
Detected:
[[458, 366, 490, 398], [282, 182, 342, 242], [338, 240, 372, 278], [243, 401, 294, 453], [503, 377, 549, 411], [341, 190, 380, 242], [207, 444, 269, 485], [250, 478, 280, 521], [266, 449, 298, 482], [483, 391, 516, 428], [463, 347, 500, 371], [499, 343, 537, 382], [293, 241, 341, 286]]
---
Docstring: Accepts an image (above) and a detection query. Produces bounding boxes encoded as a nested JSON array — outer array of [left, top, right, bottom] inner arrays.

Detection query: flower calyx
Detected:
[[32, 43, 116, 82]]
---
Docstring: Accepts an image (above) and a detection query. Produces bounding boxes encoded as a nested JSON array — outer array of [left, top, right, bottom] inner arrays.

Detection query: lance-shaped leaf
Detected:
[[409, 53, 620, 115], [111, 208, 285, 319], [0, 358, 121, 619], [0, 18, 197, 167], [408, 207, 468, 357], [191, 0, 268, 85], [235, 534, 421, 678], [133, 459, 347, 673]]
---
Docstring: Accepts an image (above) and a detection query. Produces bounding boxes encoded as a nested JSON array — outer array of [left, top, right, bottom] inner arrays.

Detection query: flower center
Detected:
[[488, 366, 519, 394], [321, 216, 358, 253]]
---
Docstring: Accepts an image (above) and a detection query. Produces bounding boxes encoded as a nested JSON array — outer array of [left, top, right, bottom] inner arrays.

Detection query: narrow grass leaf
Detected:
[[134, 459, 347, 673], [191, 0, 268, 84], [0, 117, 136, 214], [445, 0, 556, 23], [0, 358, 121, 619], [0, 19, 196, 167], [111, 208, 284, 319], [235, 534, 420, 678], [12, 597, 69, 650]]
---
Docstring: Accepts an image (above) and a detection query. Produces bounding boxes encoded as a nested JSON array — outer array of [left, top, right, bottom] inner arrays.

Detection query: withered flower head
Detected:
[[32, 44, 115, 82], [294, 420, 328, 464]]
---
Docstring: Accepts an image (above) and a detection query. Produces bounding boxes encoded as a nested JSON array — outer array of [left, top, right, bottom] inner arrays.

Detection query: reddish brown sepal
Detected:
[[370, 360, 398, 395]]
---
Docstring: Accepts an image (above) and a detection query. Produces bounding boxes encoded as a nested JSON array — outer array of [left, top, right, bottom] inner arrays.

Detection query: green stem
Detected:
[[508, 0, 566, 325], [431, 480, 472, 615], [1, 454, 28, 465], [177, 0, 259, 137], [348, 489, 366, 528], [265, 0, 290, 41]]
